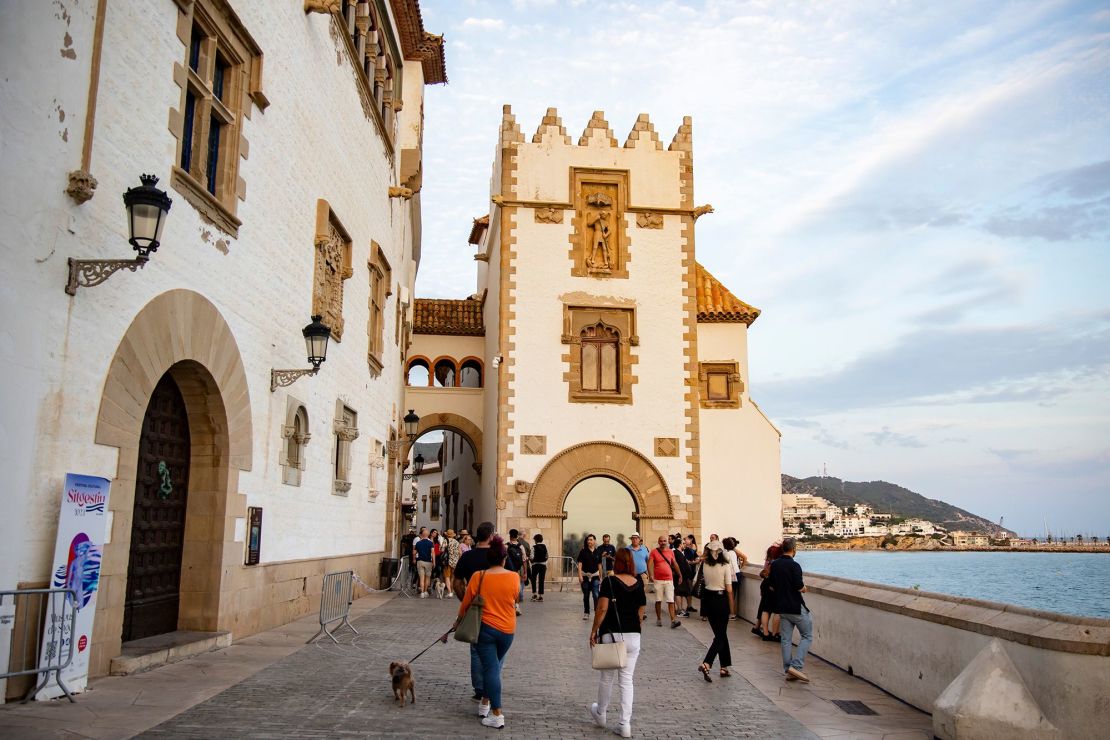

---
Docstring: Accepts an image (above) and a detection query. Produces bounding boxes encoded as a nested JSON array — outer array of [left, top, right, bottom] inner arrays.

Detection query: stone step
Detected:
[[109, 630, 232, 676]]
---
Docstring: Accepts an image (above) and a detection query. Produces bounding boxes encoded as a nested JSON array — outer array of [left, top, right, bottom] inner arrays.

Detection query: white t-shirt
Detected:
[[725, 549, 739, 580]]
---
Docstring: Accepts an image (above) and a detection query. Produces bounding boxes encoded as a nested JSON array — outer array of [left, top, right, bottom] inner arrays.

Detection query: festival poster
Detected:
[[35, 474, 111, 700]]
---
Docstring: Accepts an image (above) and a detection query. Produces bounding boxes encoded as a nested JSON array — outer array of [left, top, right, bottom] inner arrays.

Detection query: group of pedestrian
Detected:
[[402, 526, 476, 599], [437, 524, 814, 736]]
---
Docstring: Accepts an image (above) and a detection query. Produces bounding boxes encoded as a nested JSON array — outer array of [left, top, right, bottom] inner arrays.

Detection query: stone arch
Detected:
[[407, 411, 482, 462], [91, 289, 252, 677], [528, 441, 672, 521]]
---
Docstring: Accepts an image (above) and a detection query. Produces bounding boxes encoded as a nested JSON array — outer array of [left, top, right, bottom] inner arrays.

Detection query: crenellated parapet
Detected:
[[578, 110, 619, 148], [532, 107, 572, 145], [499, 104, 526, 149], [623, 113, 663, 151]]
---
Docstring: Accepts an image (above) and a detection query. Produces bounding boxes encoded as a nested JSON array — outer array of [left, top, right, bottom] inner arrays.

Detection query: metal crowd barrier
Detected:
[[0, 587, 78, 702], [547, 556, 578, 592], [307, 571, 360, 644]]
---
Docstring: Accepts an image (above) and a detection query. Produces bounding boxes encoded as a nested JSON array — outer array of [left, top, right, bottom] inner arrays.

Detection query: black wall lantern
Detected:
[[403, 409, 420, 440], [66, 174, 172, 295], [402, 452, 425, 481], [271, 315, 332, 391]]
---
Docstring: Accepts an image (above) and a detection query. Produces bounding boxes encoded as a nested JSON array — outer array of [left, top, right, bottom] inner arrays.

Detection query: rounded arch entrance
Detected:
[[527, 441, 674, 553], [92, 289, 252, 677], [403, 411, 484, 539], [406, 411, 482, 462]]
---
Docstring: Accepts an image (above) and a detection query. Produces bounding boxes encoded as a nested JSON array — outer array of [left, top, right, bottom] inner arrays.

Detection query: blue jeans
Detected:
[[470, 642, 483, 695], [581, 576, 600, 613], [779, 607, 813, 672], [476, 623, 514, 709]]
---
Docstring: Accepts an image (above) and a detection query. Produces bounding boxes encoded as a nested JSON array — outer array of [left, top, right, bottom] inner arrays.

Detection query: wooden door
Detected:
[[122, 374, 191, 642]]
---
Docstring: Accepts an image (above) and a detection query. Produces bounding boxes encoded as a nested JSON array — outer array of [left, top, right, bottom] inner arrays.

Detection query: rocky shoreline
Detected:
[[800, 536, 1110, 553]]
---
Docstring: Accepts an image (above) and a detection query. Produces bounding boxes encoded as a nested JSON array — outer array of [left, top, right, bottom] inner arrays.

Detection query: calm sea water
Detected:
[[795, 550, 1110, 620]]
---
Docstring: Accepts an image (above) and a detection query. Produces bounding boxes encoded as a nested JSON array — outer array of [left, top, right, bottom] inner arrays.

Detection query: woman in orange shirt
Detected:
[[451, 535, 519, 730]]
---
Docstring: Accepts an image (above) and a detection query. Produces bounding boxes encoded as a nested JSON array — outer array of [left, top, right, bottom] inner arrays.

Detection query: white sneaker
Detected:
[[614, 723, 632, 738], [583, 613, 589, 620], [420, 592, 427, 599], [480, 714, 505, 729], [478, 701, 491, 718], [589, 703, 606, 727]]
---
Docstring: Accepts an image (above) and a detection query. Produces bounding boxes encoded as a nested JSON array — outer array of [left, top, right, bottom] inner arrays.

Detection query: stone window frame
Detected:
[[313, 200, 354, 342], [698, 360, 744, 409], [169, 0, 267, 238], [368, 438, 385, 501], [367, 241, 392, 375], [335, 0, 402, 153], [568, 168, 631, 279], [561, 304, 638, 405], [280, 399, 311, 486], [333, 402, 359, 495], [430, 485, 440, 518]]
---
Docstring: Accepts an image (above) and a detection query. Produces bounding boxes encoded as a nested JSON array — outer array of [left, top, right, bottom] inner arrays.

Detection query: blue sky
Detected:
[[414, 0, 1110, 537]]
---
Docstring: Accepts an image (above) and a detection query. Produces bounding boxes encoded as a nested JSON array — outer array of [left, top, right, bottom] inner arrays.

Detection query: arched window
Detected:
[[433, 358, 457, 388], [460, 359, 482, 388], [406, 357, 430, 386], [282, 406, 310, 486], [580, 322, 620, 393]]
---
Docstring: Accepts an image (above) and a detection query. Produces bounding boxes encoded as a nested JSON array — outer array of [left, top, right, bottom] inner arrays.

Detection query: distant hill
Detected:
[[782, 474, 1013, 537]]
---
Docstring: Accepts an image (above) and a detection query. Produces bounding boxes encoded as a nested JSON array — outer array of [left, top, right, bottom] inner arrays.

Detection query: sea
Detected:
[[794, 550, 1110, 620]]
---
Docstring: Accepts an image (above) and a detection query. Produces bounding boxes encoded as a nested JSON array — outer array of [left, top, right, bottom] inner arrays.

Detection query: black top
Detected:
[[577, 547, 601, 575], [454, 546, 490, 584], [682, 546, 698, 562], [532, 543, 548, 563], [768, 555, 807, 615], [597, 575, 646, 636]]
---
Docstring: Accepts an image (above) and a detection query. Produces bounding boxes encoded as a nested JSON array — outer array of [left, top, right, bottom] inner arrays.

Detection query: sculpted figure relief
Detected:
[[585, 192, 613, 270]]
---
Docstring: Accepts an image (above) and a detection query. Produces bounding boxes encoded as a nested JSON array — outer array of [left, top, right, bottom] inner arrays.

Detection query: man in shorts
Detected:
[[413, 527, 434, 598], [648, 535, 683, 628]]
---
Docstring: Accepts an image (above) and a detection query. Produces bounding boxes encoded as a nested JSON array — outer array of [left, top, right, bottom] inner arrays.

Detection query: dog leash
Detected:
[[409, 628, 454, 663]]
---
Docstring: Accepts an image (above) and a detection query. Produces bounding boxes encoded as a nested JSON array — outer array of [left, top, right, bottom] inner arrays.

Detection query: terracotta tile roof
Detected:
[[389, 1, 447, 84], [695, 262, 761, 325], [468, 215, 489, 245], [413, 297, 484, 336]]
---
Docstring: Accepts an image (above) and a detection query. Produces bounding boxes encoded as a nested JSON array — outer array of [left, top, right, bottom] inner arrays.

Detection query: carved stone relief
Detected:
[[570, 169, 628, 279], [521, 435, 547, 455], [514, 480, 532, 494], [636, 212, 663, 229], [312, 217, 351, 341], [66, 169, 98, 204], [654, 437, 679, 457], [534, 206, 564, 224], [584, 190, 615, 273]]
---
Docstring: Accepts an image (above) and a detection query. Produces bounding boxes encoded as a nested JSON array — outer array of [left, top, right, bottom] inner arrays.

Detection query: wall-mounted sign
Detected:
[[246, 507, 262, 565], [36, 473, 112, 700]]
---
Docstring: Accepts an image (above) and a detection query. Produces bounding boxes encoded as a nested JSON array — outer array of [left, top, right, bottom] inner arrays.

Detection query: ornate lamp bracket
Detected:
[[65, 256, 148, 295], [270, 367, 319, 392]]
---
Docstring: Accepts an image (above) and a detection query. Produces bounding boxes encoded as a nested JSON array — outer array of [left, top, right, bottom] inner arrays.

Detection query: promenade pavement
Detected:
[[0, 589, 931, 739]]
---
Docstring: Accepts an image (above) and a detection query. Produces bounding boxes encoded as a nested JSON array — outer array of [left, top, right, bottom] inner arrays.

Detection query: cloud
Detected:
[[781, 418, 821, 429], [461, 18, 505, 31], [867, 427, 925, 448], [1036, 160, 1110, 199], [758, 312, 1110, 416], [984, 196, 1110, 242]]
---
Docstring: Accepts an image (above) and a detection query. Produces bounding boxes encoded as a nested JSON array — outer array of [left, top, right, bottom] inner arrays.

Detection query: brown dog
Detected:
[[389, 661, 415, 707]]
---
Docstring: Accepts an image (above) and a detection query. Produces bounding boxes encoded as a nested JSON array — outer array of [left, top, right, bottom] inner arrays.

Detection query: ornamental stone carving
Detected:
[[389, 186, 414, 200], [636, 212, 663, 229], [304, 0, 340, 14], [312, 219, 350, 341], [692, 204, 715, 220], [584, 192, 614, 271], [334, 422, 360, 442], [654, 437, 679, 457], [534, 207, 564, 224], [66, 169, 98, 204], [514, 480, 532, 494], [520, 435, 547, 455]]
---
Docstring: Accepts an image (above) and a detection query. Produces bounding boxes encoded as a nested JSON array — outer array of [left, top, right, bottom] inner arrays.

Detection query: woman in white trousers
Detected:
[[588, 548, 647, 738]]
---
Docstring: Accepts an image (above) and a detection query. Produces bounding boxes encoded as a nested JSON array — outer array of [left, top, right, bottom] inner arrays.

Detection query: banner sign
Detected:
[[36, 473, 111, 700]]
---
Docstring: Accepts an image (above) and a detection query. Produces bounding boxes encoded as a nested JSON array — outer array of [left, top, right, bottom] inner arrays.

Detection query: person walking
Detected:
[[588, 548, 646, 738], [769, 538, 813, 682], [597, 534, 617, 577], [753, 542, 782, 641], [413, 527, 434, 598], [507, 529, 529, 615], [444, 529, 460, 590], [577, 534, 602, 620], [722, 537, 748, 618], [697, 540, 734, 681], [681, 535, 700, 616], [460, 533, 473, 554], [648, 536, 683, 628], [626, 533, 650, 581], [451, 536, 519, 729], [452, 521, 495, 701], [530, 533, 548, 602]]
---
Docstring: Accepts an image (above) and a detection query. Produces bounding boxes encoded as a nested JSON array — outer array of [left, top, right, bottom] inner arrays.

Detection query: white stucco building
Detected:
[[404, 108, 782, 556], [0, 0, 444, 681]]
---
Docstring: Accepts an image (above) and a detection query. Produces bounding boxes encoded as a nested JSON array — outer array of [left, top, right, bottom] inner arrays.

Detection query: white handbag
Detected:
[[591, 577, 628, 670]]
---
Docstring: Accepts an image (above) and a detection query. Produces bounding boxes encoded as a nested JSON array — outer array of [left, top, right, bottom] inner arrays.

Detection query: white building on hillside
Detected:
[[0, 0, 444, 680]]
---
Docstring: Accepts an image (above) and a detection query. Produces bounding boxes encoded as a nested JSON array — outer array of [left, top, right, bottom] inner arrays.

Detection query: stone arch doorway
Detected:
[[92, 290, 252, 677], [561, 476, 638, 559], [526, 441, 675, 559], [407, 412, 482, 461]]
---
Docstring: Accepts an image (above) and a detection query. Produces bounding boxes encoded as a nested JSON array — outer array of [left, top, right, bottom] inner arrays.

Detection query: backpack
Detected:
[[506, 541, 525, 573]]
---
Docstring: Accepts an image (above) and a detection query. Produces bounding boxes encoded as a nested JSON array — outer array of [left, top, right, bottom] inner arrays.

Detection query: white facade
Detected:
[[0, 0, 444, 678]]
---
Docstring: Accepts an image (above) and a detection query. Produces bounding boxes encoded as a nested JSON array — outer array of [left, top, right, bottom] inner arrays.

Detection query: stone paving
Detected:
[[138, 592, 816, 739]]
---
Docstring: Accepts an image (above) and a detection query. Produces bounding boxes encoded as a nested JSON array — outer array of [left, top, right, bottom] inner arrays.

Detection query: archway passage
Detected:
[[124, 373, 191, 641], [562, 476, 637, 559]]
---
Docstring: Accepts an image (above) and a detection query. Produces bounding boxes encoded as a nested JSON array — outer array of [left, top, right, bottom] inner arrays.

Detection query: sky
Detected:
[[413, 0, 1110, 538]]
